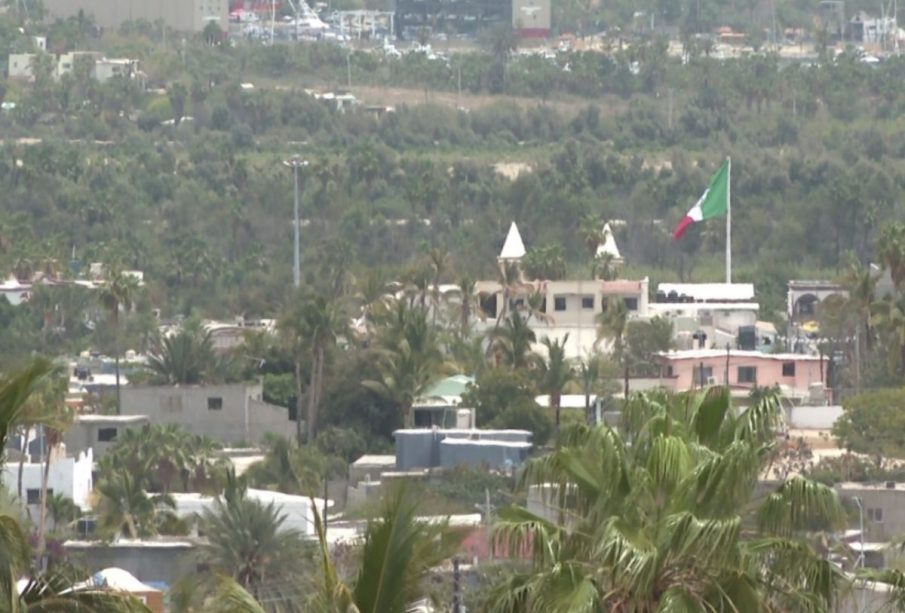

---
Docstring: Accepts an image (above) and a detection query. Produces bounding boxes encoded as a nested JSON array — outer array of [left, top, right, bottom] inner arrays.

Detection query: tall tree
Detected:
[[99, 269, 140, 415], [487, 311, 537, 370], [537, 335, 575, 433]]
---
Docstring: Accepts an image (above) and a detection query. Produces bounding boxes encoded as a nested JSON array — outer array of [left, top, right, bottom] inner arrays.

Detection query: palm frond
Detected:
[[756, 477, 844, 536]]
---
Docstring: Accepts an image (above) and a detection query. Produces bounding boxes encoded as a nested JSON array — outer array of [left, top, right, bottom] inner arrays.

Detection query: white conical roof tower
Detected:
[[499, 222, 526, 262], [596, 222, 624, 264]]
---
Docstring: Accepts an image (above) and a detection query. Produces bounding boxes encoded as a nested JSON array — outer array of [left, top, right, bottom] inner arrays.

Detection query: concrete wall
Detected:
[[1, 448, 94, 510], [121, 383, 292, 445], [64, 416, 150, 459], [42, 0, 228, 32], [171, 489, 327, 536], [7, 53, 36, 79], [64, 541, 196, 588], [439, 439, 530, 470], [788, 405, 843, 430], [835, 485, 905, 542]]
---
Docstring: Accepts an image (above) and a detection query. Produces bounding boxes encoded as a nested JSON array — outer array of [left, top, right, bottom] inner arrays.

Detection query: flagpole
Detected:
[[726, 156, 732, 284]]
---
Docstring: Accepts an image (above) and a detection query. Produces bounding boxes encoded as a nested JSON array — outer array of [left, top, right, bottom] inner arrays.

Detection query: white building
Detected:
[[1, 447, 94, 511], [7, 53, 37, 80], [473, 222, 650, 359], [649, 282, 759, 349], [171, 489, 332, 537]]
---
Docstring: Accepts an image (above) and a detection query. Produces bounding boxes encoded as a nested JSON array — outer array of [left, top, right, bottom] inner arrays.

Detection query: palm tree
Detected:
[[456, 275, 477, 336], [281, 294, 348, 443], [0, 359, 53, 609], [487, 311, 537, 370], [146, 328, 217, 385], [95, 469, 175, 539], [839, 262, 878, 389], [871, 294, 905, 378], [46, 493, 80, 533], [18, 574, 151, 612], [486, 388, 850, 611], [197, 471, 306, 599], [99, 268, 140, 414], [538, 336, 575, 433], [877, 222, 905, 290], [363, 339, 441, 429], [596, 299, 630, 397], [313, 483, 463, 613], [244, 436, 323, 495], [495, 261, 524, 324]]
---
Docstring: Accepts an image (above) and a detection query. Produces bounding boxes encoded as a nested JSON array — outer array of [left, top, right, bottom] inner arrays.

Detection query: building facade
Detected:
[[42, 0, 228, 32], [1, 447, 93, 511], [120, 382, 292, 445], [835, 482, 905, 543], [63, 415, 150, 459], [655, 349, 826, 399]]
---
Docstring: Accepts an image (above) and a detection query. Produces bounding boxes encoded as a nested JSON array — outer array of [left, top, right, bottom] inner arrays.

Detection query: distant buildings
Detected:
[[394, 0, 516, 40], [42, 0, 228, 33], [7, 51, 141, 83]]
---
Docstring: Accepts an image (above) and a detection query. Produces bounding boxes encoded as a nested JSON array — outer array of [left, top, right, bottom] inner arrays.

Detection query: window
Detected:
[[692, 366, 713, 384], [737, 366, 757, 384], [26, 489, 50, 504], [663, 365, 674, 377], [581, 295, 594, 310], [782, 362, 796, 377], [554, 296, 567, 312], [623, 297, 639, 311], [509, 298, 525, 311], [868, 508, 884, 522], [480, 294, 497, 319], [97, 427, 118, 442], [207, 397, 223, 410]]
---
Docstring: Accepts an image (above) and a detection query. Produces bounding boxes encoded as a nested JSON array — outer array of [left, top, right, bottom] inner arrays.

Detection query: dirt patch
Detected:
[[494, 162, 532, 179], [347, 84, 627, 118]]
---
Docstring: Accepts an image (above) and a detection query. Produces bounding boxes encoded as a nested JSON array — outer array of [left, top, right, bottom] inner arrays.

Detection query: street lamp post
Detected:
[[282, 156, 308, 288]]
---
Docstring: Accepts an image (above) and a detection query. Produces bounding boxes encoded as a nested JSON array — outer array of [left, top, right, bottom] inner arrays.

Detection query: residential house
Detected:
[[655, 349, 827, 400], [120, 382, 292, 445], [1, 447, 93, 511], [63, 415, 150, 459], [473, 222, 649, 359], [7, 53, 37, 80], [412, 375, 475, 428]]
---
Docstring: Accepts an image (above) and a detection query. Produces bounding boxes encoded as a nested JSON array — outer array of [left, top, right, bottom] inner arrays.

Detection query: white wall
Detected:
[[1, 447, 94, 510], [788, 405, 843, 430]]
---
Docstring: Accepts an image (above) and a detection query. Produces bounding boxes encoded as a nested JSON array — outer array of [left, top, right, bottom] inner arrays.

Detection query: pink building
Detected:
[[655, 349, 826, 397]]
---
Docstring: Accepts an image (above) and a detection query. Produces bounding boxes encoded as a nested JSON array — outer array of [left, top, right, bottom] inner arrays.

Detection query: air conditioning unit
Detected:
[[706, 376, 717, 385]]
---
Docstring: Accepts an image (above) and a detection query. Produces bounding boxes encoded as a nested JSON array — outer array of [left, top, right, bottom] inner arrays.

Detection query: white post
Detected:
[[726, 156, 732, 284], [270, 0, 276, 44]]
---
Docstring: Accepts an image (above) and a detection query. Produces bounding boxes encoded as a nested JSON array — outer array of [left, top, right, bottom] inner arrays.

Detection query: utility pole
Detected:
[[346, 51, 352, 88], [283, 156, 308, 288], [452, 557, 462, 613]]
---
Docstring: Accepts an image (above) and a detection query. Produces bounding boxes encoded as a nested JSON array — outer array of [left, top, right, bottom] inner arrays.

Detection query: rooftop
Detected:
[[656, 349, 822, 361], [352, 454, 396, 467], [499, 222, 526, 260], [836, 482, 905, 492], [420, 374, 474, 399], [74, 414, 149, 424], [658, 282, 755, 302]]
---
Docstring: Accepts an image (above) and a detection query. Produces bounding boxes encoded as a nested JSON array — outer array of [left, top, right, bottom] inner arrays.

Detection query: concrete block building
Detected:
[[42, 0, 228, 32], [121, 382, 292, 445]]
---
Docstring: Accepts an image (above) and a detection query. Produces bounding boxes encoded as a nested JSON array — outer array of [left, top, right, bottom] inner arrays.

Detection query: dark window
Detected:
[[868, 508, 884, 522], [581, 296, 594, 310], [664, 365, 674, 377], [540, 298, 547, 313], [509, 298, 525, 311], [97, 427, 118, 442], [26, 489, 49, 504], [623, 297, 639, 311], [554, 296, 567, 311], [737, 366, 757, 384], [782, 362, 795, 377], [479, 294, 497, 318], [207, 397, 223, 410], [692, 366, 714, 384]]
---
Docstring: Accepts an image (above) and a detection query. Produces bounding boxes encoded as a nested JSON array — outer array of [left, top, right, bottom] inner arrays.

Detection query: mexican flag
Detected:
[[672, 160, 730, 240]]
